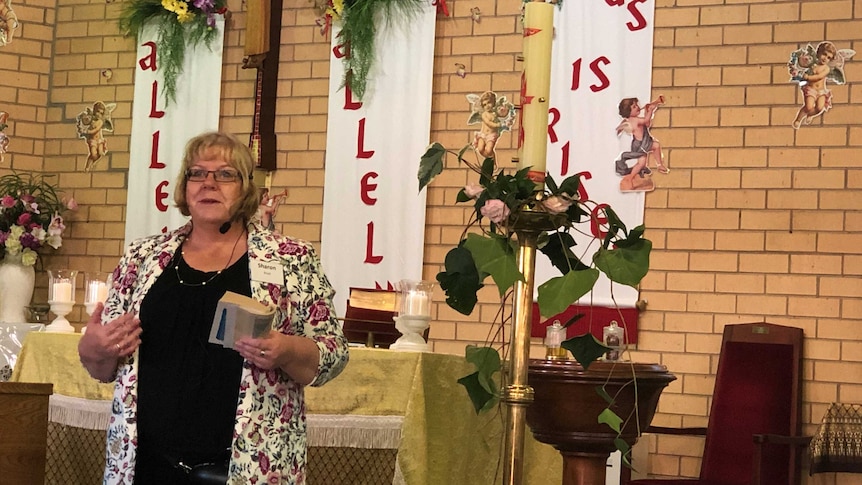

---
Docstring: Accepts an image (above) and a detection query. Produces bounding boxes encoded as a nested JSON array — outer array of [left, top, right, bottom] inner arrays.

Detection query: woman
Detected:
[[78, 131, 349, 484]]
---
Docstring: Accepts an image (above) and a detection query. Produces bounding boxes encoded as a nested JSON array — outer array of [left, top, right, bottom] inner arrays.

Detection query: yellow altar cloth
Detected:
[[12, 333, 563, 485], [306, 348, 562, 485]]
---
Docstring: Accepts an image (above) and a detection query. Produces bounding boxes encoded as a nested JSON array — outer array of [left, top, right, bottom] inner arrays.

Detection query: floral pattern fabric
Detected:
[[100, 221, 349, 484]]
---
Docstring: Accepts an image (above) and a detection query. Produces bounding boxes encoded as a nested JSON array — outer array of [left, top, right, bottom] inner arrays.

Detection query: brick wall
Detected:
[[2, 0, 859, 482]]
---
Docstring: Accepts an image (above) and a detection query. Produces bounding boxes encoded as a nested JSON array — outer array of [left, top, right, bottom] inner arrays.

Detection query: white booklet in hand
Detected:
[[209, 291, 276, 349]]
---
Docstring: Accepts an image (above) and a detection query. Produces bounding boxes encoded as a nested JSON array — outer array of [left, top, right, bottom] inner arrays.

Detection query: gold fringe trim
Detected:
[[306, 414, 403, 449], [48, 394, 111, 430]]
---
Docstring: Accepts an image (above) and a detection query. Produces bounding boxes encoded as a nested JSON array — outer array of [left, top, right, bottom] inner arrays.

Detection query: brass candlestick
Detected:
[[502, 210, 565, 485]]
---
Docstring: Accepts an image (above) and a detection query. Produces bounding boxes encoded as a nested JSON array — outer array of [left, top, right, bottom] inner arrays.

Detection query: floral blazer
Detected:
[[101, 221, 349, 485]]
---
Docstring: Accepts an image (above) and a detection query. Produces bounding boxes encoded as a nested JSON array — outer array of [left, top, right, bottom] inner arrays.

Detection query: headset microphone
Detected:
[[218, 221, 231, 234]]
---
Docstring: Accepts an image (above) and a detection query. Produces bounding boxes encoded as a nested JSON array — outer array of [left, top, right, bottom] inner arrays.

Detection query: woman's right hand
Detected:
[[77, 303, 142, 382]]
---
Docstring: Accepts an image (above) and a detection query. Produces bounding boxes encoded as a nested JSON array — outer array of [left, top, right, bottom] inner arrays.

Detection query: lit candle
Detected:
[[518, 1, 555, 185], [52, 281, 73, 302], [87, 280, 108, 304], [403, 290, 431, 317]]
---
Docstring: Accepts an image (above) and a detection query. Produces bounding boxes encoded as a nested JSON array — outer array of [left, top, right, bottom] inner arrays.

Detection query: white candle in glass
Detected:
[[403, 290, 430, 316], [52, 281, 73, 302], [86, 280, 108, 304]]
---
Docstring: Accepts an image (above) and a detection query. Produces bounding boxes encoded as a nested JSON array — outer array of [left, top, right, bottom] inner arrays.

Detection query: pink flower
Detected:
[[47, 214, 65, 237], [158, 251, 173, 269], [543, 195, 574, 215], [278, 240, 308, 256], [0, 195, 14, 207], [65, 197, 79, 211], [463, 183, 484, 199], [258, 452, 270, 473], [480, 199, 510, 225], [17, 212, 32, 226], [266, 471, 281, 484]]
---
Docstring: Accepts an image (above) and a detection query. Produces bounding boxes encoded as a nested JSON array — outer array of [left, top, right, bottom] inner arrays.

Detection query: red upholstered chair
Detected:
[[622, 322, 809, 485]]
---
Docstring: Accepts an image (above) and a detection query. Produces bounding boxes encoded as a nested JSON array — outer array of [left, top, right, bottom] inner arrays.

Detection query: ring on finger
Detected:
[[259, 350, 266, 357], [116, 343, 121, 352]]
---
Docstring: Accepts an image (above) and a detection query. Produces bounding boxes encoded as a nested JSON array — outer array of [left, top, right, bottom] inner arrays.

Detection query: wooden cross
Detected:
[[242, 0, 282, 171]]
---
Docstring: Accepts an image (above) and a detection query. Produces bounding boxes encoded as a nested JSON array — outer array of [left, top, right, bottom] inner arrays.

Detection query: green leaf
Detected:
[[561, 333, 610, 370], [614, 438, 632, 462], [557, 175, 581, 199], [458, 372, 497, 413], [604, 206, 627, 234], [457, 144, 473, 164], [593, 239, 652, 288], [536, 269, 600, 317], [459, 346, 502, 413], [545, 173, 559, 193], [464, 345, 501, 393], [418, 142, 446, 193], [463, 233, 523, 296], [539, 232, 589, 275], [436, 246, 484, 315], [598, 407, 623, 434], [561, 313, 584, 329], [596, 386, 614, 405], [479, 157, 496, 186]]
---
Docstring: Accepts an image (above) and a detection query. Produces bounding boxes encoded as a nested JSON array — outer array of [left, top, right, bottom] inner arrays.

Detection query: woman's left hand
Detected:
[[234, 331, 285, 370], [234, 331, 321, 385]]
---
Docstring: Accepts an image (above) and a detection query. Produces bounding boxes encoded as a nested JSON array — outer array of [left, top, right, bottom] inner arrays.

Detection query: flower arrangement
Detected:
[[119, 0, 228, 105], [312, 0, 425, 100], [0, 172, 70, 266], [418, 144, 652, 412]]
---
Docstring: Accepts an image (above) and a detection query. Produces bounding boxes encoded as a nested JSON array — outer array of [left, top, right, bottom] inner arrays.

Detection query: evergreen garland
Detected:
[[119, 0, 226, 106], [337, 0, 425, 100]]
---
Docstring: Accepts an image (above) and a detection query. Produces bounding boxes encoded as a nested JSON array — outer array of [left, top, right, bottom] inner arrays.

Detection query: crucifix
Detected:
[[242, 0, 282, 171]]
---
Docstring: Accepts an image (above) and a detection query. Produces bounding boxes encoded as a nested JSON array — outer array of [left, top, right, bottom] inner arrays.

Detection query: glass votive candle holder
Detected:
[[397, 279, 434, 317], [84, 272, 111, 315], [48, 269, 78, 303]]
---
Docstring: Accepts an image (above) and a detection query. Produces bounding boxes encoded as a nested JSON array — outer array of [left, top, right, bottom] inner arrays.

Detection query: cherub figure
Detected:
[[256, 187, 288, 230], [76, 101, 116, 170], [0, 0, 19, 46], [614, 96, 667, 193], [789, 41, 855, 129], [466, 91, 515, 159]]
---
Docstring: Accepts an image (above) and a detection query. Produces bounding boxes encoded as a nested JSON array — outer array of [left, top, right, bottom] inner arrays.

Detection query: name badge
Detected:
[[251, 260, 283, 286]]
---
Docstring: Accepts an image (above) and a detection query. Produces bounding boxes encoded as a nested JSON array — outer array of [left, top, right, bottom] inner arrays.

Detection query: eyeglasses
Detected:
[[185, 168, 241, 183]]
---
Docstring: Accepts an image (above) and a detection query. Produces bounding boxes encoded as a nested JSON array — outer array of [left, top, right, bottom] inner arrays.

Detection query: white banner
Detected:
[[124, 19, 225, 245], [537, 1, 657, 308], [321, 3, 436, 316]]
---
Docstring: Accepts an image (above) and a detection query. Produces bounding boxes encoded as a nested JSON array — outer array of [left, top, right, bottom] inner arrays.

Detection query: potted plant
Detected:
[[0, 171, 71, 322], [418, 143, 655, 466]]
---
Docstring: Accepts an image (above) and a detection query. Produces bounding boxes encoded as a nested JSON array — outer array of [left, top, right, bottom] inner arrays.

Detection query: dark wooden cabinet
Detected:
[[0, 382, 53, 485]]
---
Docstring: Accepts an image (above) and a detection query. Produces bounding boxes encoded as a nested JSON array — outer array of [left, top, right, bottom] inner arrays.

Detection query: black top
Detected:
[[136, 247, 250, 466]]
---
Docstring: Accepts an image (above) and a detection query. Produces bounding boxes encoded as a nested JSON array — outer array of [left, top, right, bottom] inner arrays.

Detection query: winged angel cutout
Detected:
[[466, 91, 515, 159], [76, 101, 116, 170], [788, 42, 855, 129]]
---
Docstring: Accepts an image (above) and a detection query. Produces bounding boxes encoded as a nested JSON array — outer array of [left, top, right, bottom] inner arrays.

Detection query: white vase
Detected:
[[0, 253, 36, 323]]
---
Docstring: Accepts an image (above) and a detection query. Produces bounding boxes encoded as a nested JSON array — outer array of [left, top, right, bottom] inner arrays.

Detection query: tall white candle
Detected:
[[52, 281, 73, 302], [518, 1, 555, 185]]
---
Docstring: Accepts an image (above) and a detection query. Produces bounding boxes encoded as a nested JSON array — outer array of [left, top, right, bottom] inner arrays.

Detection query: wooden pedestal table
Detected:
[[526, 360, 675, 485]]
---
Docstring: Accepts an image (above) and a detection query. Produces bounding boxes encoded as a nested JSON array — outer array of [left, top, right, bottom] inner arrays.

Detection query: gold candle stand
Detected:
[[502, 210, 565, 485]]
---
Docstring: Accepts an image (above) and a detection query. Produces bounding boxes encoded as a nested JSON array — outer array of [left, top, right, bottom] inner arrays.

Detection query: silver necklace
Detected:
[[174, 229, 245, 287]]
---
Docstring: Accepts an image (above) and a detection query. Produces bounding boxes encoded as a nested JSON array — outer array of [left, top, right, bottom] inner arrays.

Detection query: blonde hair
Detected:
[[173, 131, 260, 223]]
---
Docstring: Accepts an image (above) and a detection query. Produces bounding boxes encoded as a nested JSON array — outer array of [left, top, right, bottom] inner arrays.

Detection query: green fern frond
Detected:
[[118, 0, 223, 105], [338, 0, 425, 100]]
